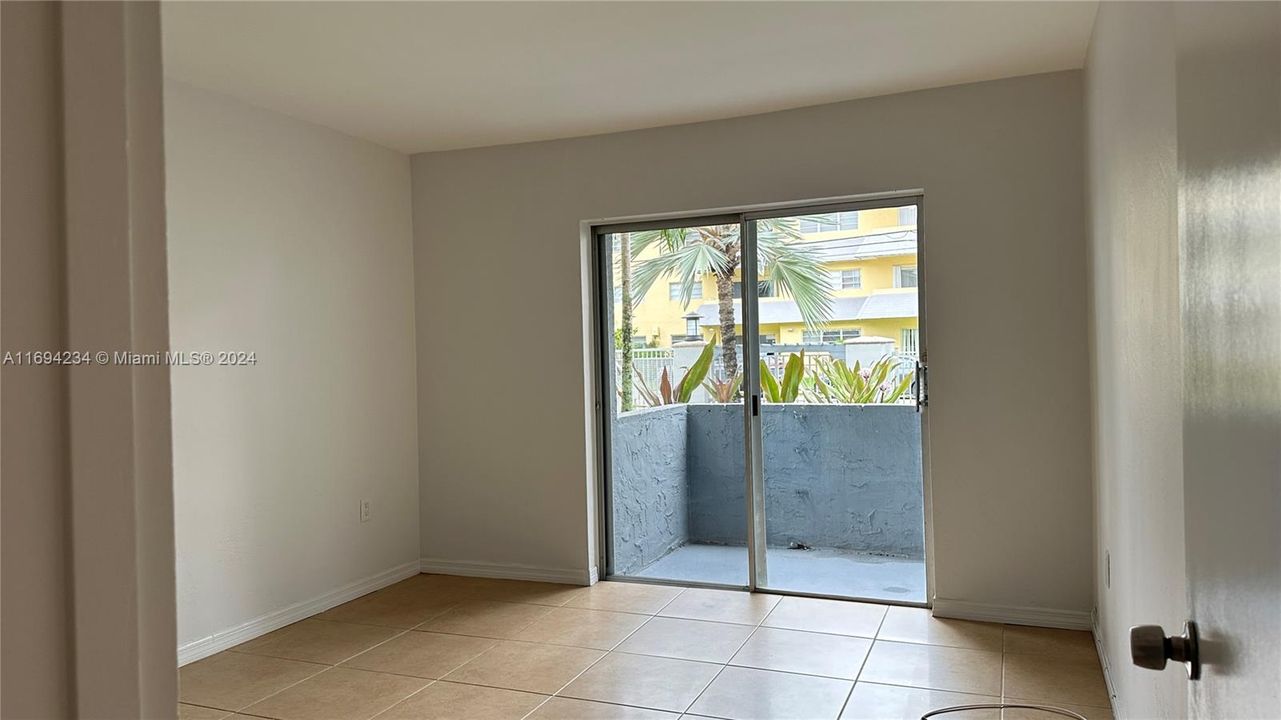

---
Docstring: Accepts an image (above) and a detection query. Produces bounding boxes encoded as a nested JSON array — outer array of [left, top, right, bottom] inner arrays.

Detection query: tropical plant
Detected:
[[806, 355, 914, 404], [702, 372, 743, 403], [627, 219, 833, 378], [760, 350, 806, 403], [631, 339, 716, 407]]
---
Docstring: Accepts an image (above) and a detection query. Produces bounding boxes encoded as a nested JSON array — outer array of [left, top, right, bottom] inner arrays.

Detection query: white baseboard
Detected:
[[1092, 607, 1121, 710], [177, 560, 421, 666], [931, 597, 1093, 630], [419, 557, 591, 586]]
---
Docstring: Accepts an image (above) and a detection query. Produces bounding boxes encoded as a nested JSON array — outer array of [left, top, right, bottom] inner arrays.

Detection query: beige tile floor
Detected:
[[179, 575, 1114, 720]]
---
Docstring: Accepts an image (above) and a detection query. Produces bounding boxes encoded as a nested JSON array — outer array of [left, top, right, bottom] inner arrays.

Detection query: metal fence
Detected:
[[616, 348, 674, 396]]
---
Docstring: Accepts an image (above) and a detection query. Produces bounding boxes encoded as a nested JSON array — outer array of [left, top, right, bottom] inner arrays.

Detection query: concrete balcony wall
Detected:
[[688, 404, 924, 556], [611, 403, 924, 574], [610, 405, 689, 575]]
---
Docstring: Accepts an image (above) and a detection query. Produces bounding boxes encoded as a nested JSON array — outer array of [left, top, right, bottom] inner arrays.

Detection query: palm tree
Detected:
[[616, 232, 635, 411], [628, 219, 832, 378]]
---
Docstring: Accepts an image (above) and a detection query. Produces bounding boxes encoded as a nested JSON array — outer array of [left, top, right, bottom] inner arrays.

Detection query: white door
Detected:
[[1176, 3, 1280, 718]]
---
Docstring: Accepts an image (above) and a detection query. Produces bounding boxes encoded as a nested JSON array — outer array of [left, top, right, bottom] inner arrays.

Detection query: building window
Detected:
[[761, 335, 777, 345], [732, 281, 775, 298], [901, 328, 920, 357], [898, 205, 918, 226], [613, 287, 623, 303], [799, 211, 858, 234], [802, 328, 861, 344], [831, 268, 861, 289], [894, 265, 918, 288], [669, 282, 703, 301]]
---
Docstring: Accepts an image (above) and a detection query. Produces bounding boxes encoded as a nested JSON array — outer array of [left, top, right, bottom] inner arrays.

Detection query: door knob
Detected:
[[1130, 621, 1201, 680]]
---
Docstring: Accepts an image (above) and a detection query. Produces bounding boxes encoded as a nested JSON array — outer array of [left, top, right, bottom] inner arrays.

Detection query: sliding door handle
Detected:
[[914, 361, 927, 410]]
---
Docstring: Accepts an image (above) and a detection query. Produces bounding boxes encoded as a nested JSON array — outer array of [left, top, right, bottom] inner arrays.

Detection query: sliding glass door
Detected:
[[747, 202, 926, 603], [598, 222, 749, 587], [598, 197, 927, 604]]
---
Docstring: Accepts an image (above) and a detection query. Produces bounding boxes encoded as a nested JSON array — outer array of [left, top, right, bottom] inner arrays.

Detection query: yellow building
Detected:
[[616, 206, 920, 356]]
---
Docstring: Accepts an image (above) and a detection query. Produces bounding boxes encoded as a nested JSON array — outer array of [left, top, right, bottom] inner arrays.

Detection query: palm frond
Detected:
[[628, 228, 688, 257], [631, 240, 729, 306], [756, 221, 832, 331]]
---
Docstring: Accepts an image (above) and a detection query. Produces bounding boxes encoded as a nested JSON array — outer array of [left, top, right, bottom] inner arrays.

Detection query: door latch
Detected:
[[915, 361, 928, 411], [1130, 621, 1201, 680]]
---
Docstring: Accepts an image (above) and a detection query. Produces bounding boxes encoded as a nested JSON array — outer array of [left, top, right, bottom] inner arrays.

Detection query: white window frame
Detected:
[[804, 328, 862, 344], [894, 265, 918, 289], [901, 328, 920, 357], [669, 281, 702, 301], [835, 268, 861, 289], [800, 211, 859, 234]]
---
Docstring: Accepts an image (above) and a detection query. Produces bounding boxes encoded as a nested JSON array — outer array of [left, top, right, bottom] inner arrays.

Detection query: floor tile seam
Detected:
[[228, 629, 417, 713]]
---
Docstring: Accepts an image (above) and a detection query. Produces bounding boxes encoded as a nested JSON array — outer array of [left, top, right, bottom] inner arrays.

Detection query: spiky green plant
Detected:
[[806, 355, 914, 404], [702, 373, 743, 403], [631, 339, 716, 407], [760, 350, 806, 403]]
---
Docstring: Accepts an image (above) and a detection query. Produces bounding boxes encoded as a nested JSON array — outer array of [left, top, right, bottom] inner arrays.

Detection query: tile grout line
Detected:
[[364, 581, 666, 720], [230, 625, 421, 716], [202, 580, 1107, 719], [678, 591, 786, 715], [835, 603, 891, 719], [517, 585, 693, 720], [1000, 624, 1007, 703]]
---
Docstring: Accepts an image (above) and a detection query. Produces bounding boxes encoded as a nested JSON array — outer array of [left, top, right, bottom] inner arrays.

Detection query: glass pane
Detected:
[[603, 225, 748, 587], [752, 205, 925, 603]]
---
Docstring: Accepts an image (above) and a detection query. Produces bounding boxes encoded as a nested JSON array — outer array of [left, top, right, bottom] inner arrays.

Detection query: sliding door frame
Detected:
[[590, 191, 933, 607]]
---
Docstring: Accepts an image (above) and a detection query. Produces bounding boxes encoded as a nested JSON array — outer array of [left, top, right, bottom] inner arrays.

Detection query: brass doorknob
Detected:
[[1130, 621, 1201, 680]]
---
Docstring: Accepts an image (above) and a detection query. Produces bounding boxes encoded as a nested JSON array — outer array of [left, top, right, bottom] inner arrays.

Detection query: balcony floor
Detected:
[[630, 543, 926, 604]]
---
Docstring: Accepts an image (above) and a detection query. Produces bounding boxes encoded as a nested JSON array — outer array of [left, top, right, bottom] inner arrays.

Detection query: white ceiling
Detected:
[[162, 1, 1098, 154]]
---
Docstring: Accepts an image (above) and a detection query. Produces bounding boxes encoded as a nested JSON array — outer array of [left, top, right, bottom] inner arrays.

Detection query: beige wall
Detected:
[[411, 71, 1094, 613], [1084, 4, 1188, 717], [3, 3, 177, 715], [164, 81, 420, 655], [1, 3, 75, 714]]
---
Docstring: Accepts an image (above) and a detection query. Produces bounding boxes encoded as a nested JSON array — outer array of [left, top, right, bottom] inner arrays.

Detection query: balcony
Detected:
[[609, 402, 926, 604]]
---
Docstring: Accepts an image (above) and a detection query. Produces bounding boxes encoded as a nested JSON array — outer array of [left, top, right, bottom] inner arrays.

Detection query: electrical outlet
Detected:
[[360, 499, 371, 523]]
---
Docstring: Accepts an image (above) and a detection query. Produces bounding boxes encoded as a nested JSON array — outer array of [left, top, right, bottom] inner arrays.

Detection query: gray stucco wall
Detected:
[[610, 405, 688, 574], [687, 404, 924, 556], [612, 403, 925, 567]]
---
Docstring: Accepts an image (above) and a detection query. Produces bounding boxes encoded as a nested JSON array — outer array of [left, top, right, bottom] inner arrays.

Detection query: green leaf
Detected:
[[760, 360, 781, 403], [632, 367, 662, 407], [677, 341, 716, 402], [629, 230, 731, 306], [780, 351, 805, 402], [755, 218, 833, 332], [885, 371, 914, 403]]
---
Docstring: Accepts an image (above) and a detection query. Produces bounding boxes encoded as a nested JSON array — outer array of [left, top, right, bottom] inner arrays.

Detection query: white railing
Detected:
[[615, 346, 919, 408], [616, 348, 674, 397]]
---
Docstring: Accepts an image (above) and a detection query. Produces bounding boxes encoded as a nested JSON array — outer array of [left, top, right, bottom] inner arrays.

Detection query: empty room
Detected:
[[2, 2, 1278, 720]]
